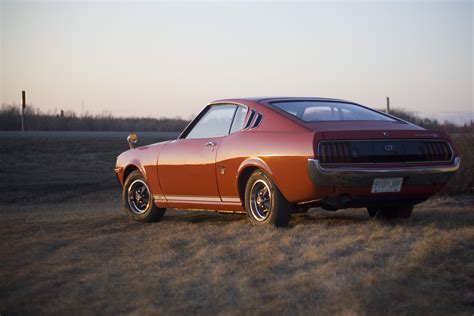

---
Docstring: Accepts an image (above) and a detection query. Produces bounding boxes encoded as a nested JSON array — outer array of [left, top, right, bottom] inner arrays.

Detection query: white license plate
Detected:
[[371, 177, 403, 193]]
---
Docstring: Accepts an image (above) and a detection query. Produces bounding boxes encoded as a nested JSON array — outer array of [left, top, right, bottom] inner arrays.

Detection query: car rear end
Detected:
[[308, 129, 460, 209], [262, 98, 460, 210]]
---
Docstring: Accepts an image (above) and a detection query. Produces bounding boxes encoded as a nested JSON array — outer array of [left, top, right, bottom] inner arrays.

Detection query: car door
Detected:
[[158, 104, 238, 202]]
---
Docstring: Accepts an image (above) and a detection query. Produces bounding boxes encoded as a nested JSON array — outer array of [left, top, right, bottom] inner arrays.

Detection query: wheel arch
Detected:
[[123, 163, 147, 183], [236, 158, 278, 203]]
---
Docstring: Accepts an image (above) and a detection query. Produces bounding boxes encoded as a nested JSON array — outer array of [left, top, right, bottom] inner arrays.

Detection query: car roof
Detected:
[[211, 96, 352, 104]]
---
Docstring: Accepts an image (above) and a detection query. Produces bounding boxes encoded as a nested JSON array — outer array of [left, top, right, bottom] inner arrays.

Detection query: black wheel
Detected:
[[367, 204, 413, 219], [122, 170, 166, 222], [244, 170, 292, 227]]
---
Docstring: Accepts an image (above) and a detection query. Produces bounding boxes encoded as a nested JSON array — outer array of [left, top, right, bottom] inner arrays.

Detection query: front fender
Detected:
[[115, 151, 148, 185]]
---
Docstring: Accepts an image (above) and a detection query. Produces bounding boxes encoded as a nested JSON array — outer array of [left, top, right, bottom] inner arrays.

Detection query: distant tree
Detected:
[[0, 104, 190, 132]]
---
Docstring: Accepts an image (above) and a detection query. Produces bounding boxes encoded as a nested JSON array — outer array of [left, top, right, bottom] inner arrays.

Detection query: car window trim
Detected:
[[179, 102, 249, 139], [178, 105, 212, 139], [228, 104, 250, 134]]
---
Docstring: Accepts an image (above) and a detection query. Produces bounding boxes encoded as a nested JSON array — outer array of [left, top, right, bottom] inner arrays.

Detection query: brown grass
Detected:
[[0, 193, 473, 315], [0, 133, 473, 314]]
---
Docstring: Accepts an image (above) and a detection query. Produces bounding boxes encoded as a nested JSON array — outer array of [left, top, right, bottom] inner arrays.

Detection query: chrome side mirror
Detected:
[[127, 132, 138, 149]]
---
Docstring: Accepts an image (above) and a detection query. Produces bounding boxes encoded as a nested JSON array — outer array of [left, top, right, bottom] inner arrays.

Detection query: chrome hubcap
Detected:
[[250, 179, 272, 221], [127, 180, 151, 215]]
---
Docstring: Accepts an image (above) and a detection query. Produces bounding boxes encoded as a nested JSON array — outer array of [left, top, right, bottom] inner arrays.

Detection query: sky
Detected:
[[1, 1, 473, 123]]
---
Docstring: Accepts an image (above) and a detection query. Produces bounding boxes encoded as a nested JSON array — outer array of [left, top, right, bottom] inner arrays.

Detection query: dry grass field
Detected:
[[0, 132, 473, 315]]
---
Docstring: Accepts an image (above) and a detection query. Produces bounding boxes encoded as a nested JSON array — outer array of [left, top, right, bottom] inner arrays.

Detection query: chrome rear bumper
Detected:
[[308, 156, 461, 187]]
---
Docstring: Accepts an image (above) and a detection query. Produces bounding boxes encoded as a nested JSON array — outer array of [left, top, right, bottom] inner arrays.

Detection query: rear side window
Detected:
[[186, 104, 237, 139], [272, 101, 396, 122], [229, 106, 248, 134]]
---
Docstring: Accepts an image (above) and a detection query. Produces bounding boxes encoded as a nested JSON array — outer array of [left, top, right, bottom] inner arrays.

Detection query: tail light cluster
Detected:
[[318, 140, 453, 164], [420, 140, 452, 161], [319, 142, 352, 163]]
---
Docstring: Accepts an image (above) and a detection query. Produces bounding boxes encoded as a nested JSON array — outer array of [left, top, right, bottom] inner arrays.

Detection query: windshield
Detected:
[[271, 101, 396, 122]]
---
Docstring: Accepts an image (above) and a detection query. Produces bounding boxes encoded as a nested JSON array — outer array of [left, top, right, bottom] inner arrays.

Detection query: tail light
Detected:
[[318, 140, 452, 163], [319, 142, 351, 163]]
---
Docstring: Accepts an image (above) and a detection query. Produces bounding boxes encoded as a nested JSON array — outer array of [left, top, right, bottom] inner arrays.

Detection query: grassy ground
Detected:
[[0, 132, 166, 205], [0, 133, 473, 315]]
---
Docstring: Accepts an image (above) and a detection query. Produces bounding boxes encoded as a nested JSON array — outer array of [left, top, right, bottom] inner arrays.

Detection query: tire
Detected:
[[367, 207, 378, 218], [244, 170, 292, 227], [367, 204, 413, 219], [122, 170, 166, 222]]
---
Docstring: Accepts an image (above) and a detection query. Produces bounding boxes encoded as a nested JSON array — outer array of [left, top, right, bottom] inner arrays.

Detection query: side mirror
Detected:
[[127, 132, 138, 149]]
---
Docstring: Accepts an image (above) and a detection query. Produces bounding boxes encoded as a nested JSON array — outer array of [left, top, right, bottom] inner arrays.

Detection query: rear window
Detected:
[[271, 101, 396, 122]]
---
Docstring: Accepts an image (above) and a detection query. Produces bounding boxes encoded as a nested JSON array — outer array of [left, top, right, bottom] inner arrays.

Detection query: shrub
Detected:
[[441, 134, 474, 195], [0, 104, 190, 132]]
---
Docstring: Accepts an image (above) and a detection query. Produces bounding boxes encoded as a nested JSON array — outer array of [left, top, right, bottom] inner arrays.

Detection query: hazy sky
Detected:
[[1, 1, 473, 121]]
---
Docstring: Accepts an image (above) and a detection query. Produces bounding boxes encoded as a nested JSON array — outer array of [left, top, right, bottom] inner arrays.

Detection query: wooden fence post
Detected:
[[21, 90, 26, 132]]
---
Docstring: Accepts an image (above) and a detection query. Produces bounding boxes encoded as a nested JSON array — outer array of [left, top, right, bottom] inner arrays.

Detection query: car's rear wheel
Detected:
[[367, 204, 413, 219], [122, 170, 166, 222], [245, 170, 292, 227]]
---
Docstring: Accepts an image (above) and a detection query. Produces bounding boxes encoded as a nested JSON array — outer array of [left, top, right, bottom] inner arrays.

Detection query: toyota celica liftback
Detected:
[[115, 97, 460, 227]]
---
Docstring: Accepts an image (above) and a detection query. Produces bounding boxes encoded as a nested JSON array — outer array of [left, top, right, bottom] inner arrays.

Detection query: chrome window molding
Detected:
[[179, 101, 250, 139]]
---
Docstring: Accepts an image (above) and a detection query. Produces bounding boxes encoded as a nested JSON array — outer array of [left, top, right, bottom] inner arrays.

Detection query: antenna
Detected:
[[386, 97, 390, 114]]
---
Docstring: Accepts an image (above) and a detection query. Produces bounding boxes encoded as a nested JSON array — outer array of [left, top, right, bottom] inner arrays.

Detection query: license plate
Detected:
[[371, 177, 403, 193]]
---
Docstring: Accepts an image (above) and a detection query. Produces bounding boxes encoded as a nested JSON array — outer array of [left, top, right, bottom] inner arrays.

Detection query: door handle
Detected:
[[205, 141, 217, 147]]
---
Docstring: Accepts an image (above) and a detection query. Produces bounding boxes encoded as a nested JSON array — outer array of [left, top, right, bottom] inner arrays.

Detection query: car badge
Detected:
[[384, 145, 394, 152], [383, 131, 389, 137]]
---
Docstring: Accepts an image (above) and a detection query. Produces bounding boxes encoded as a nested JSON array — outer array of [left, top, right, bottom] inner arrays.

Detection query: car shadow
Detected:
[[294, 206, 474, 229], [156, 205, 473, 229], [162, 209, 246, 225], [292, 209, 368, 226]]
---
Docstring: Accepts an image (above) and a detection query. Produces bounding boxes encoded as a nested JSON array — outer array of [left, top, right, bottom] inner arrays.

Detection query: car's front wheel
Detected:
[[244, 170, 292, 227], [367, 204, 413, 219], [122, 170, 166, 222]]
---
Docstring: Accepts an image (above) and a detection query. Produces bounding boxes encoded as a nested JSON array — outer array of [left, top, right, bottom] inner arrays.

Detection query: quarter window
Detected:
[[230, 106, 248, 134], [186, 104, 237, 139]]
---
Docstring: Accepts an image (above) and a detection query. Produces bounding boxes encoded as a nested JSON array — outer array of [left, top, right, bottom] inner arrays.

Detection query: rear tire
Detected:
[[122, 170, 166, 222], [368, 204, 413, 219], [244, 170, 292, 227]]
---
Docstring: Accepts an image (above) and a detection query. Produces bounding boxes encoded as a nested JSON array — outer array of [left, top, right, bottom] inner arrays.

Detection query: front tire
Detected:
[[367, 204, 413, 219], [122, 170, 166, 222], [244, 170, 292, 227]]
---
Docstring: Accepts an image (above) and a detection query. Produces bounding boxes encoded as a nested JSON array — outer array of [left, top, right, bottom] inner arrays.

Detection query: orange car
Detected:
[[115, 97, 460, 226]]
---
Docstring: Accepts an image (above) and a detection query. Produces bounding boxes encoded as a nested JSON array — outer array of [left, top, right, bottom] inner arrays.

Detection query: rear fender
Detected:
[[236, 157, 280, 199], [237, 157, 274, 179]]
